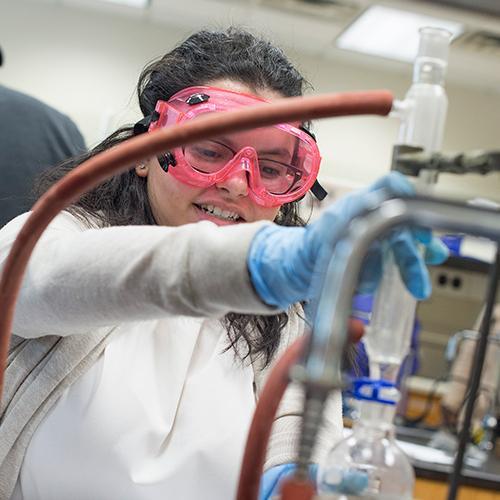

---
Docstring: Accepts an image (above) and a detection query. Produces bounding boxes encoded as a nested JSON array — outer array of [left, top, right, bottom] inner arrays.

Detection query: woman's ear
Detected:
[[135, 162, 149, 177]]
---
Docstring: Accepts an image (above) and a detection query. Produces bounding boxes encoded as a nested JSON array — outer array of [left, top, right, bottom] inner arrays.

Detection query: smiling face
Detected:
[[135, 79, 288, 227]]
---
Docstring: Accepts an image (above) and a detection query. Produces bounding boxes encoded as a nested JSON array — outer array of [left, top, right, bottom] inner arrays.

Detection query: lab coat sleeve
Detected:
[[253, 311, 343, 470], [0, 211, 277, 338]]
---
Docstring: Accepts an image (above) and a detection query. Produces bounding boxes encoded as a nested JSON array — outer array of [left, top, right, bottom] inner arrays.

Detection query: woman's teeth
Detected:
[[197, 204, 241, 221]]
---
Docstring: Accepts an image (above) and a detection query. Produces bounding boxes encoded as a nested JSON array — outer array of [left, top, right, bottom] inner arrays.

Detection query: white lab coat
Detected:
[[0, 211, 343, 499]]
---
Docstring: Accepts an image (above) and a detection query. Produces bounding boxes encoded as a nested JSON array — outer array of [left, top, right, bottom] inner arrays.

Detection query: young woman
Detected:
[[0, 28, 446, 500]]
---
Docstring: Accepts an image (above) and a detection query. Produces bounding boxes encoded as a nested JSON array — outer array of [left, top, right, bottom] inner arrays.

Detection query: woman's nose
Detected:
[[215, 167, 250, 198]]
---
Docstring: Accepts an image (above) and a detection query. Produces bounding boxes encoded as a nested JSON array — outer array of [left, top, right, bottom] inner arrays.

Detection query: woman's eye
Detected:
[[188, 141, 233, 164], [193, 146, 222, 160], [260, 165, 281, 178], [260, 161, 298, 180]]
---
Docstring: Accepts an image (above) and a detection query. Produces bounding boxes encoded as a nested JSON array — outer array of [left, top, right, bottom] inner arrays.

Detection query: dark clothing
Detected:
[[0, 85, 86, 227]]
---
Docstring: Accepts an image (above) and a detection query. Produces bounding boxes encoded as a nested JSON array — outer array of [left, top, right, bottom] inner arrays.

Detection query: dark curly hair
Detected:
[[35, 27, 312, 367]]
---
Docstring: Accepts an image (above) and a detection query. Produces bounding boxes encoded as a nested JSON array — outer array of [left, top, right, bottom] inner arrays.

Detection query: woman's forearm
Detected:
[[0, 212, 275, 338]]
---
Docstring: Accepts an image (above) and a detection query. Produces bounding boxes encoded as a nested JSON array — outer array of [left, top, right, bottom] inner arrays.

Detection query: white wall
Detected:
[[301, 53, 500, 201], [301, 53, 500, 200], [1, 0, 499, 201], [0, 0, 191, 144]]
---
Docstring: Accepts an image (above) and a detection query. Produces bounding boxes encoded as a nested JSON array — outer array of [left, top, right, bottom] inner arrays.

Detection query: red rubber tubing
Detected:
[[0, 90, 393, 496], [236, 319, 364, 500], [236, 335, 309, 500]]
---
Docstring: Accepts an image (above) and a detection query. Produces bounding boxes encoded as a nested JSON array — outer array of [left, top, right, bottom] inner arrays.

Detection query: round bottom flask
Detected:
[[317, 381, 414, 499]]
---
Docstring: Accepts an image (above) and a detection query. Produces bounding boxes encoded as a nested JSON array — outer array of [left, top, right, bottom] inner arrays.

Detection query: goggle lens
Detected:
[[182, 126, 314, 196], [148, 86, 323, 207]]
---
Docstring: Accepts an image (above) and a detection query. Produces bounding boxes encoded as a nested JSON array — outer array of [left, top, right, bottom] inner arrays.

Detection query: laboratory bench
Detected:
[[395, 426, 500, 499]]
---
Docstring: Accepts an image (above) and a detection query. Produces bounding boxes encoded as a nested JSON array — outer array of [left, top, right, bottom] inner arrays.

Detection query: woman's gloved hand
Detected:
[[248, 172, 448, 310], [260, 464, 318, 500], [260, 463, 370, 499]]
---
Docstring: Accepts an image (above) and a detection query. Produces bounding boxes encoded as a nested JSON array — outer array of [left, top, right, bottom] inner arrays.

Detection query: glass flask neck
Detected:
[[353, 400, 397, 439], [413, 57, 446, 86], [412, 27, 452, 86]]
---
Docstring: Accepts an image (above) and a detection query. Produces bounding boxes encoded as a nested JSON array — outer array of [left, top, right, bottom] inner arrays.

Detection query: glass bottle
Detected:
[[317, 382, 414, 499]]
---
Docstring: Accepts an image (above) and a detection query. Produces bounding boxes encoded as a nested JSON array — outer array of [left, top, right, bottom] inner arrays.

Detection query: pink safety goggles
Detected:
[[136, 86, 326, 207]]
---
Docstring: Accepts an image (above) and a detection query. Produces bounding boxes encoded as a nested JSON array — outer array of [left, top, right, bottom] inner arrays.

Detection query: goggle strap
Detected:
[[158, 152, 177, 173], [299, 125, 316, 142], [298, 127, 328, 201], [311, 180, 328, 201], [133, 111, 160, 136]]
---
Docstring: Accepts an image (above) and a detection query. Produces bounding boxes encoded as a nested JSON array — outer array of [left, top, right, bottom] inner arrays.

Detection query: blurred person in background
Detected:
[[0, 46, 85, 227]]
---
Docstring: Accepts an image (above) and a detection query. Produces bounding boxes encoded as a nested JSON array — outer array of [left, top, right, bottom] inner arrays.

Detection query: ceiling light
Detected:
[[98, 0, 150, 7], [336, 5, 463, 63]]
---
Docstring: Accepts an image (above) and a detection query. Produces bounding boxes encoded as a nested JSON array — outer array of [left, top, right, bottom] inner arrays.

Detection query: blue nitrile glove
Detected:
[[319, 466, 369, 495], [260, 464, 318, 500], [356, 226, 449, 297], [259, 463, 371, 499], [248, 172, 449, 310]]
